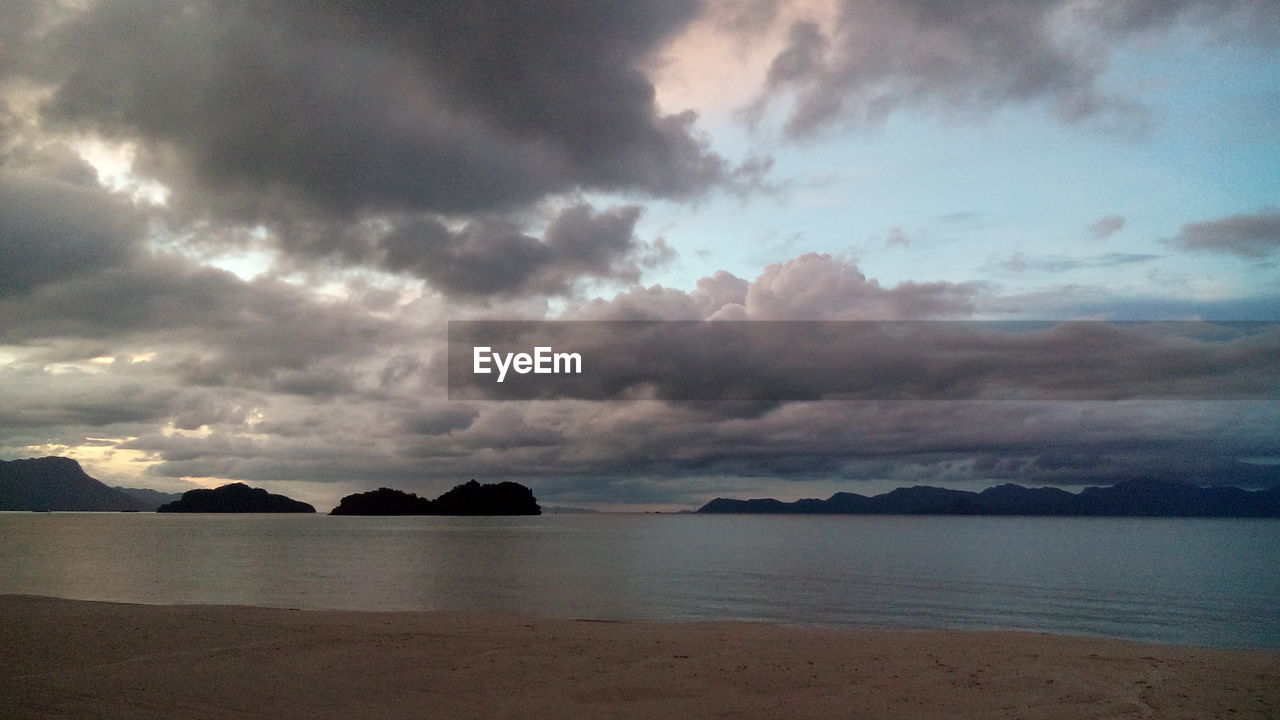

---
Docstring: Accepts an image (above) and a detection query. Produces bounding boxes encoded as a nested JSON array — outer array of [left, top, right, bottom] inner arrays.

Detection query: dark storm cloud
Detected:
[[32, 0, 730, 224], [381, 204, 669, 298], [0, 141, 144, 297], [0, 357, 257, 451], [1167, 211, 1280, 259], [401, 406, 479, 437], [5, 0, 748, 299], [0, 0, 39, 79], [747, 0, 1275, 137], [392, 400, 1280, 497], [265, 367, 356, 398], [0, 375, 180, 429], [0, 253, 408, 395], [451, 321, 1279, 401]]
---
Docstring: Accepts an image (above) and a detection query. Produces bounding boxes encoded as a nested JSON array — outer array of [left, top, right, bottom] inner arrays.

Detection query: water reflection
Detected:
[[0, 512, 1276, 648]]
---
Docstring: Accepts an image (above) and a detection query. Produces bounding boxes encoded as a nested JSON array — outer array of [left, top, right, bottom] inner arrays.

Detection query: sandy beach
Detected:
[[2, 595, 1276, 720]]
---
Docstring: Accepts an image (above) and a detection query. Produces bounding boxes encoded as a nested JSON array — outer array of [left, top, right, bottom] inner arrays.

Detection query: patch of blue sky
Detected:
[[616, 26, 1278, 312]]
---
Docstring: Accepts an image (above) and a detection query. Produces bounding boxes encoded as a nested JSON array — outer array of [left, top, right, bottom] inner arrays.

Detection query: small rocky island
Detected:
[[157, 483, 316, 513], [331, 480, 540, 516], [329, 487, 433, 515]]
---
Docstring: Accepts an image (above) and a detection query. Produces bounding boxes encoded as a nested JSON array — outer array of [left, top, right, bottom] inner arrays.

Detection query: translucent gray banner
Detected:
[[447, 321, 1280, 401]]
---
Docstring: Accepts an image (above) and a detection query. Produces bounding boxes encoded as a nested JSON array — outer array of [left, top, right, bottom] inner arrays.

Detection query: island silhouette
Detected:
[[157, 483, 316, 513], [331, 480, 541, 516]]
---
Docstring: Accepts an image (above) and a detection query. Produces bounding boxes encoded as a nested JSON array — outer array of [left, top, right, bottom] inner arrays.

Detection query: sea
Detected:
[[1, 513, 1276, 649]]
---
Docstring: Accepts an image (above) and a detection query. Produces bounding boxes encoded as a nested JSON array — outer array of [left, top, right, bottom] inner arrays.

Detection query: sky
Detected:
[[1, 0, 1278, 511]]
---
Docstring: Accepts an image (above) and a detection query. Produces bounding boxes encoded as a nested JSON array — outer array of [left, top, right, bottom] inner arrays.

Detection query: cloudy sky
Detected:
[[2, 0, 1278, 510]]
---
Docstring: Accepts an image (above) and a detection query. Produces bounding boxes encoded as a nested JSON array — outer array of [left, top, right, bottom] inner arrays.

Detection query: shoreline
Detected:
[[7, 590, 1274, 653], [3, 595, 1277, 719]]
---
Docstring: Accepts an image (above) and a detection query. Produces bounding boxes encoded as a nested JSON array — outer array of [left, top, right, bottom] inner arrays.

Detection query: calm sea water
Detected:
[[1, 513, 1276, 648]]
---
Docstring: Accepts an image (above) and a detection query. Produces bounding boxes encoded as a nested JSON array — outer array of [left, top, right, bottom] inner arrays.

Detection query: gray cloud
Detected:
[[723, 253, 980, 320], [1168, 211, 1280, 259], [3, 242, 1277, 508], [565, 254, 978, 321], [451, 320, 1279, 402], [0, 252, 411, 397], [1, 0, 748, 299], [1080, 0, 1280, 41], [1088, 214, 1126, 240], [392, 399, 1280, 498], [885, 226, 911, 247], [0, 141, 144, 297], [999, 252, 1159, 274], [747, 0, 1274, 137], [33, 0, 729, 224], [401, 406, 480, 437], [0, 0, 47, 80], [0, 373, 179, 429], [93, 390, 1279, 509], [381, 204, 669, 298]]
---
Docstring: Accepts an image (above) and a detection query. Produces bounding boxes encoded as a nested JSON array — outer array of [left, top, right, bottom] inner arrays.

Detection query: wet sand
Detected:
[[2, 595, 1276, 719]]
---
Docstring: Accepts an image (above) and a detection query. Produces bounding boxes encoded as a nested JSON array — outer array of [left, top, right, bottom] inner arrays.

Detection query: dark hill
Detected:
[[432, 480, 540, 515], [330, 480, 540, 516], [330, 487, 434, 515], [0, 457, 150, 511], [698, 480, 1280, 517], [867, 486, 980, 514], [157, 483, 315, 513], [975, 483, 1079, 515]]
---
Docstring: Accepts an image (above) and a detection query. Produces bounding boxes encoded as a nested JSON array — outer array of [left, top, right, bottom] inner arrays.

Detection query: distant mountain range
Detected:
[[698, 480, 1280, 517], [113, 486, 184, 509]]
